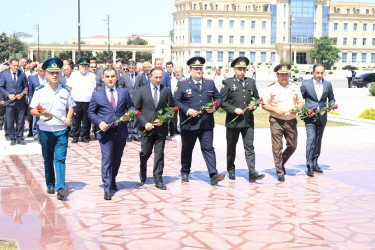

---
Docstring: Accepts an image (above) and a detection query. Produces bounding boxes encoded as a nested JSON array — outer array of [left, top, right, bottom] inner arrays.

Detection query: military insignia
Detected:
[[240, 61, 245, 66], [174, 86, 178, 92], [232, 85, 237, 91], [186, 89, 192, 95], [52, 63, 57, 68], [250, 89, 254, 96], [35, 85, 45, 91], [61, 84, 71, 92], [196, 59, 201, 65], [221, 85, 225, 88]]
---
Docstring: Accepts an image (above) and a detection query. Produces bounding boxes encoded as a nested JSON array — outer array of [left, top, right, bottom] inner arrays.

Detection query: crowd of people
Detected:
[[0, 55, 335, 201]]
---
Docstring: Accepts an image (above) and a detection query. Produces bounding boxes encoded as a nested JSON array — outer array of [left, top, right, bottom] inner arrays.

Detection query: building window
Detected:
[[241, 20, 245, 29], [356, 9, 359, 14], [204, 4, 207, 10], [362, 53, 367, 63], [343, 38, 347, 45], [262, 21, 266, 29], [262, 36, 266, 44], [284, 4, 286, 17], [251, 21, 255, 29], [251, 36, 255, 44], [161, 40, 164, 45], [195, 51, 200, 57], [218, 35, 223, 43], [229, 36, 234, 44], [207, 20, 212, 28], [363, 24, 367, 31], [366, 9, 369, 14], [240, 36, 244, 44], [342, 53, 347, 63], [344, 23, 348, 31], [190, 17, 201, 43], [218, 51, 223, 62], [239, 51, 245, 57], [207, 35, 212, 43], [226, 5, 229, 11], [352, 53, 357, 63], [347, 9, 350, 14], [290, 0, 318, 43], [193, 4, 196, 10], [206, 51, 212, 62], [354, 23, 357, 31], [261, 52, 266, 62], [283, 22, 286, 30], [271, 52, 276, 62], [353, 38, 357, 45], [228, 51, 234, 62], [373, 38, 375, 45], [373, 24, 375, 31], [230, 20, 234, 28], [250, 52, 256, 62], [337, 8, 340, 14], [215, 5, 218, 10], [162, 49, 164, 54], [219, 20, 223, 28], [363, 38, 367, 46], [372, 53, 375, 63], [334, 23, 338, 31], [283, 36, 286, 42]]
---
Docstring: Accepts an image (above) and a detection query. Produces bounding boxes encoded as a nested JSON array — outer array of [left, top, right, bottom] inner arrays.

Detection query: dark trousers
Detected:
[[26, 104, 33, 135], [169, 111, 178, 135], [99, 128, 127, 192], [39, 129, 68, 191], [73, 101, 91, 140], [0, 104, 4, 129], [270, 117, 298, 176], [226, 127, 256, 175], [347, 77, 352, 88], [6, 101, 26, 141], [180, 129, 218, 177], [140, 132, 166, 183], [305, 120, 326, 167], [127, 116, 140, 139]]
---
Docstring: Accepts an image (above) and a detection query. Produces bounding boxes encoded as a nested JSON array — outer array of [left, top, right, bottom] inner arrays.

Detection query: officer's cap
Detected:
[[77, 57, 90, 65], [187, 56, 205, 68], [42, 57, 63, 72], [231, 57, 250, 68], [274, 63, 291, 73]]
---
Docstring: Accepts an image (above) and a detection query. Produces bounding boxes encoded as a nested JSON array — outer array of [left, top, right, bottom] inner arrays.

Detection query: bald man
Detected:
[[140, 61, 152, 86]]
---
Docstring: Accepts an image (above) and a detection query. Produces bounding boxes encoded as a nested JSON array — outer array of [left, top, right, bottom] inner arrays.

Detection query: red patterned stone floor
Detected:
[[1, 127, 375, 249]]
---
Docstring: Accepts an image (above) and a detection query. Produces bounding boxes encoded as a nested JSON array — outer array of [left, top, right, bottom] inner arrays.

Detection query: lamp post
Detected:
[[78, 0, 81, 59], [33, 24, 39, 62], [102, 13, 110, 57], [289, 6, 295, 64]]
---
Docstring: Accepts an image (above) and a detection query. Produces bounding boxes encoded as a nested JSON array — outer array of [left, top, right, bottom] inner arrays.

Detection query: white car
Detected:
[[292, 70, 313, 82]]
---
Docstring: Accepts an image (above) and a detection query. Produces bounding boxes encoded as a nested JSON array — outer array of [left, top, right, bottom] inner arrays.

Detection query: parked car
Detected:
[[292, 70, 313, 82], [351, 73, 375, 88]]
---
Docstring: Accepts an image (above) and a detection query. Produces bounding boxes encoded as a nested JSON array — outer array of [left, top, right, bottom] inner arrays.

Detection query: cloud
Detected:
[[24, 13, 32, 18]]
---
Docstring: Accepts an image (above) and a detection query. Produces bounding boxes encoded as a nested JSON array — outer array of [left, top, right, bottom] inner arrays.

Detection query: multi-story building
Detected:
[[172, 0, 375, 69]]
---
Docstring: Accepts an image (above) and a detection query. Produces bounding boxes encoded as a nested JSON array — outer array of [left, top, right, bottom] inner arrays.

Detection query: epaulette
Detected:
[[61, 84, 71, 92], [179, 79, 189, 82], [203, 78, 213, 82], [35, 85, 45, 91], [267, 82, 276, 87]]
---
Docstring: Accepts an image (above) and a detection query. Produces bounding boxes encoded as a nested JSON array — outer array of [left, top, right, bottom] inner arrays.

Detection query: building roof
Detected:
[[14, 32, 32, 36], [90, 35, 108, 38]]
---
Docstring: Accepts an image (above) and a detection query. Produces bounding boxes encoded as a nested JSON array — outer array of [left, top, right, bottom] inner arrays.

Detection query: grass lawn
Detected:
[[0, 240, 17, 250], [214, 109, 355, 128]]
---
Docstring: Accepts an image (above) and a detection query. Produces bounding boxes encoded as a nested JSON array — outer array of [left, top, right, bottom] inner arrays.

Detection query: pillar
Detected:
[[132, 51, 136, 60], [294, 48, 297, 64], [151, 51, 156, 65], [51, 50, 55, 57], [72, 50, 76, 63], [113, 50, 116, 62], [29, 50, 34, 61], [93, 51, 97, 56]]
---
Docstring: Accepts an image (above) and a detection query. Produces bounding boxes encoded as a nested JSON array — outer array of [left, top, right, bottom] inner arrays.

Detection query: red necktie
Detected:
[[110, 89, 116, 110]]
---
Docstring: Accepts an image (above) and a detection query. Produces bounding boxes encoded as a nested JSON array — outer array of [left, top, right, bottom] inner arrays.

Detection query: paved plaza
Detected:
[[0, 88, 375, 249]]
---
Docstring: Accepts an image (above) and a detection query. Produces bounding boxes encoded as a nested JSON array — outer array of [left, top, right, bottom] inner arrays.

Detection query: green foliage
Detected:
[[369, 82, 375, 96], [358, 107, 375, 120], [309, 36, 340, 70], [0, 32, 28, 61], [294, 69, 299, 73], [257, 62, 262, 65], [127, 37, 148, 45], [56, 51, 72, 60], [74, 51, 93, 62], [328, 71, 333, 74], [96, 51, 113, 63], [265, 63, 268, 65], [250, 62, 254, 65], [280, 58, 285, 63]]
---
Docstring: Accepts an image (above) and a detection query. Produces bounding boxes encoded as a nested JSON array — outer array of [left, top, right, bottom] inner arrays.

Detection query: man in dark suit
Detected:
[[0, 63, 10, 132], [118, 61, 140, 142], [139, 61, 152, 86], [220, 57, 265, 182], [96, 58, 115, 90], [0, 58, 28, 145], [28, 64, 47, 140], [58, 65, 72, 85], [134, 67, 174, 190], [88, 67, 135, 200], [174, 57, 225, 185], [154, 58, 171, 88], [300, 64, 335, 177]]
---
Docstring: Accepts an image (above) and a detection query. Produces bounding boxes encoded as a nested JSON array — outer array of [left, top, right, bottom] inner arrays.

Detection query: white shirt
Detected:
[[313, 78, 324, 101], [11, 70, 18, 82], [38, 75, 47, 86], [171, 76, 186, 96], [30, 84, 76, 132], [66, 71, 96, 102], [105, 86, 118, 106]]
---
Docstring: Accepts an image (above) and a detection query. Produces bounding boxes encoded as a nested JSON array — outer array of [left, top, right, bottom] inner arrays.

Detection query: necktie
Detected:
[[13, 73, 17, 85], [147, 74, 151, 83], [110, 89, 116, 110], [153, 87, 158, 106], [197, 82, 201, 90], [239, 80, 244, 87]]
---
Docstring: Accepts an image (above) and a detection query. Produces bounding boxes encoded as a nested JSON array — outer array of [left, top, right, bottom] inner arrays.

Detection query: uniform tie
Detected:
[[153, 86, 158, 106], [110, 89, 116, 110], [239, 80, 244, 87], [196, 81, 201, 90]]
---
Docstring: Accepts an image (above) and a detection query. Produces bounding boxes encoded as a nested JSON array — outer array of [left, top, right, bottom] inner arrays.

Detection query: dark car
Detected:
[[351, 73, 375, 88]]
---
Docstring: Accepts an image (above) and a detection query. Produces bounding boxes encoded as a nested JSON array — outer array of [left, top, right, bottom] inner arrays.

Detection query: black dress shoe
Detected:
[[166, 136, 172, 141], [17, 140, 26, 145], [10, 140, 16, 146], [27, 133, 33, 137], [313, 164, 323, 173], [82, 138, 90, 143], [278, 175, 285, 182], [228, 172, 236, 180], [306, 166, 314, 177], [175, 130, 180, 135], [110, 183, 118, 191], [181, 173, 189, 182], [133, 137, 140, 142], [249, 173, 265, 182], [104, 192, 112, 200], [127, 137, 133, 142], [47, 187, 55, 194], [210, 173, 226, 185], [155, 182, 167, 190], [57, 188, 68, 200], [139, 172, 147, 183], [72, 138, 78, 143], [5, 135, 10, 141]]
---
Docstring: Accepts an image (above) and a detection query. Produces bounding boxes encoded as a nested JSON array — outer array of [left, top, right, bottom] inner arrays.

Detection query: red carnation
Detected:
[[333, 104, 338, 109], [25, 88, 28, 95], [215, 100, 219, 107], [309, 109, 315, 115], [260, 97, 264, 105], [174, 106, 179, 111], [135, 110, 140, 116]]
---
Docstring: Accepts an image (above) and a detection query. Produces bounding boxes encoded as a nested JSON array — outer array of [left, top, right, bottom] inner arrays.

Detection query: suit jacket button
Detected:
[[200, 100, 202, 102], [244, 102, 246, 104]]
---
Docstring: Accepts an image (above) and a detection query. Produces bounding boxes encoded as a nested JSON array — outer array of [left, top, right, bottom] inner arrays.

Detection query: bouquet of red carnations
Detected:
[[36, 105, 74, 129], [96, 109, 140, 134], [143, 105, 179, 133]]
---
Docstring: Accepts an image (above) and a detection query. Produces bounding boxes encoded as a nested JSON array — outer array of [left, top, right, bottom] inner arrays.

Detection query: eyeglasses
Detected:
[[90, 66, 97, 68]]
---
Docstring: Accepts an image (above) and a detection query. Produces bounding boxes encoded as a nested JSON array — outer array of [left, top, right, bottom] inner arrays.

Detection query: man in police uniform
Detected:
[[174, 57, 225, 185], [220, 57, 265, 182], [30, 57, 75, 200], [262, 63, 304, 182]]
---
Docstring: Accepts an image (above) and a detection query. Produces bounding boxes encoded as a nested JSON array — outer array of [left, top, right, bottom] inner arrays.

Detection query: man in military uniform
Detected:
[[30, 57, 75, 200], [262, 63, 304, 182], [220, 57, 265, 182], [174, 57, 225, 185]]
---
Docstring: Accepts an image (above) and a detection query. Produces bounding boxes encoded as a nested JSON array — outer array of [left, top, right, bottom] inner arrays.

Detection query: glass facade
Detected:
[[218, 51, 223, 62], [342, 53, 347, 63], [250, 52, 256, 62], [291, 0, 315, 43], [206, 51, 212, 62], [271, 5, 277, 44], [190, 17, 201, 43], [322, 6, 329, 36]]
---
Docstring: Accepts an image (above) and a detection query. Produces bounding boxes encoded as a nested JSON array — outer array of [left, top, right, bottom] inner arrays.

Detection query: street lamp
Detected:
[[289, 11, 295, 64], [102, 13, 110, 57], [78, 0, 81, 59], [33, 24, 39, 62]]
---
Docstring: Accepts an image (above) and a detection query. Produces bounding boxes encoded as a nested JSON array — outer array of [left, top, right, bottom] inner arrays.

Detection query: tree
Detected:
[[126, 37, 151, 62], [309, 36, 340, 70], [0, 32, 28, 62], [127, 37, 148, 45]]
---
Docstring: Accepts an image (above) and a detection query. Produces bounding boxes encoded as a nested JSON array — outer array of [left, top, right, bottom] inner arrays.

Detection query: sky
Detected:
[[0, 0, 174, 43]]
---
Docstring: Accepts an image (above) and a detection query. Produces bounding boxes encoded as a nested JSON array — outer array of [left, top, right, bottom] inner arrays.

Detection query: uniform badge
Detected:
[[174, 86, 178, 92], [186, 89, 192, 95], [232, 85, 237, 91]]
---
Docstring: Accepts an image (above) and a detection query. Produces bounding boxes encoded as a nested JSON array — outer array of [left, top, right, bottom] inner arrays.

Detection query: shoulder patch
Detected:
[[267, 82, 276, 87], [35, 85, 45, 91], [61, 84, 71, 92]]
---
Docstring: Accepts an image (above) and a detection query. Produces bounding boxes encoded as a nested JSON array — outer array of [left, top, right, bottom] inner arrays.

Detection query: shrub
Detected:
[[358, 108, 375, 120], [294, 66, 297, 68], [265, 63, 269, 65], [250, 62, 254, 65], [206, 71, 211, 75], [328, 71, 333, 74], [257, 62, 262, 65], [369, 82, 375, 96], [294, 69, 299, 73]]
